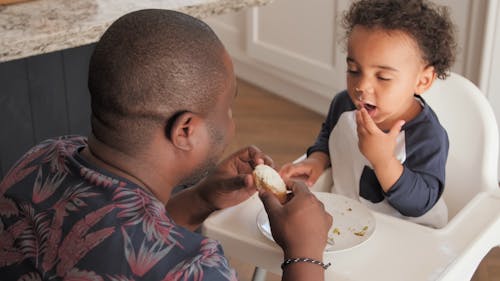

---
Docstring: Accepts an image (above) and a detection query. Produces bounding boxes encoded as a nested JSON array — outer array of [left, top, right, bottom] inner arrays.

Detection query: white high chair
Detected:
[[250, 72, 500, 281]]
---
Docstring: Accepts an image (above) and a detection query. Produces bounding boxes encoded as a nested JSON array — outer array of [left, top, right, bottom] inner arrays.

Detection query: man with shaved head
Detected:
[[0, 10, 332, 281]]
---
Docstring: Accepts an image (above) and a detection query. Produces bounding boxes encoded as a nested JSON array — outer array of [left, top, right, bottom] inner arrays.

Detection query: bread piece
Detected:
[[253, 164, 287, 204]]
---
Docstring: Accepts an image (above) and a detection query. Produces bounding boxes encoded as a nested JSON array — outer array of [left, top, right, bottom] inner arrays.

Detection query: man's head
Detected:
[[88, 9, 236, 186]]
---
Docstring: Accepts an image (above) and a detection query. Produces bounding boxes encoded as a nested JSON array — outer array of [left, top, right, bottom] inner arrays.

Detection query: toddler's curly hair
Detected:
[[342, 0, 457, 79]]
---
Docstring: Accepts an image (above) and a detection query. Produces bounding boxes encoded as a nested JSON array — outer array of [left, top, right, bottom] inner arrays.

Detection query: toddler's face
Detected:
[[346, 25, 435, 131]]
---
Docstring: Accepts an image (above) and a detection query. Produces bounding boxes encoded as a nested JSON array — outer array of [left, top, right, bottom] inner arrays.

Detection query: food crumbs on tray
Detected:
[[353, 226, 369, 236], [333, 228, 340, 235], [347, 207, 352, 211]]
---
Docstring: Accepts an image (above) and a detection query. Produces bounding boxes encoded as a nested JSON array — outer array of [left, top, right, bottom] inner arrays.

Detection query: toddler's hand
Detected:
[[356, 108, 405, 167], [279, 153, 329, 187]]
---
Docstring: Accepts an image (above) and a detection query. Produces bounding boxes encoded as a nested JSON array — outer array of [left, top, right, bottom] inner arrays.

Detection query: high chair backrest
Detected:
[[423, 72, 499, 219]]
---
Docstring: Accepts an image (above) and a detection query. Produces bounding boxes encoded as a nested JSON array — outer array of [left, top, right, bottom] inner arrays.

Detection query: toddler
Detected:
[[280, 0, 456, 228]]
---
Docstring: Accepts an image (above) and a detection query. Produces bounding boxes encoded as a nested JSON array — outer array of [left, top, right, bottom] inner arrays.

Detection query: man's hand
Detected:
[[195, 145, 274, 211], [167, 145, 273, 231], [259, 181, 332, 260]]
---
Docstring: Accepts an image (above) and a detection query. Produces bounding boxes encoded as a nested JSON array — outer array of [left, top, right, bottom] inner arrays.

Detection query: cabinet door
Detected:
[[246, 0, 348, 96]]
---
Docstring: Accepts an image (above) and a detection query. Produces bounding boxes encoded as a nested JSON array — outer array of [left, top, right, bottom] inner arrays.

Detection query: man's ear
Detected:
[[167, 112, 201, 151], [415, 65, 436, 95]]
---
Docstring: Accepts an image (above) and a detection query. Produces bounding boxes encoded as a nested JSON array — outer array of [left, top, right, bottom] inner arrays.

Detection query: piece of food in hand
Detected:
[[253, 164, 287, 203]]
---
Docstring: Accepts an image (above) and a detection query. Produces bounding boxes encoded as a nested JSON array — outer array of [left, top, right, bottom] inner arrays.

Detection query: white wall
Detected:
[[206, 0, 500, 178], [481, 0, 500, 100], [481, 0, 500, 179]]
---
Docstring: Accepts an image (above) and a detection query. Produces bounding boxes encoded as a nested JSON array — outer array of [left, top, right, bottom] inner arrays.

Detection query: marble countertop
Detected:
[[0, 0, 271, 62]]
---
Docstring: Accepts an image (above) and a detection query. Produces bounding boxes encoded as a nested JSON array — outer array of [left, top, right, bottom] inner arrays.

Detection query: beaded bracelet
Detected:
[[281, 257, 332, 270]]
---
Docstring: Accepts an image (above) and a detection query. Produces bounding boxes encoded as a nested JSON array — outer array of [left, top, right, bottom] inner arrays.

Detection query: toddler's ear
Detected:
[[415, 65, 437, 95]]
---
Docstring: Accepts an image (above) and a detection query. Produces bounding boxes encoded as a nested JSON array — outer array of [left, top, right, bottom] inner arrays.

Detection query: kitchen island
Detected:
[[0, 0, 271, 177], [0, 0, 271, 62]]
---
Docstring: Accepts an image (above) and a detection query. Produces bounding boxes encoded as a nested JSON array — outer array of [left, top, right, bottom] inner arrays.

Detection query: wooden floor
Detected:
[[224, 80, 324, 167], [224, 79, 500, 281]]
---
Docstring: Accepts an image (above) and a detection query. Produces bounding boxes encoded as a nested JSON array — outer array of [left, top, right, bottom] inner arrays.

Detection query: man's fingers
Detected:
[[286, 180, 310, 195], [244, 145, 274, 168], [259, 189, 281, 214], [219, 174, 251, 191]]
